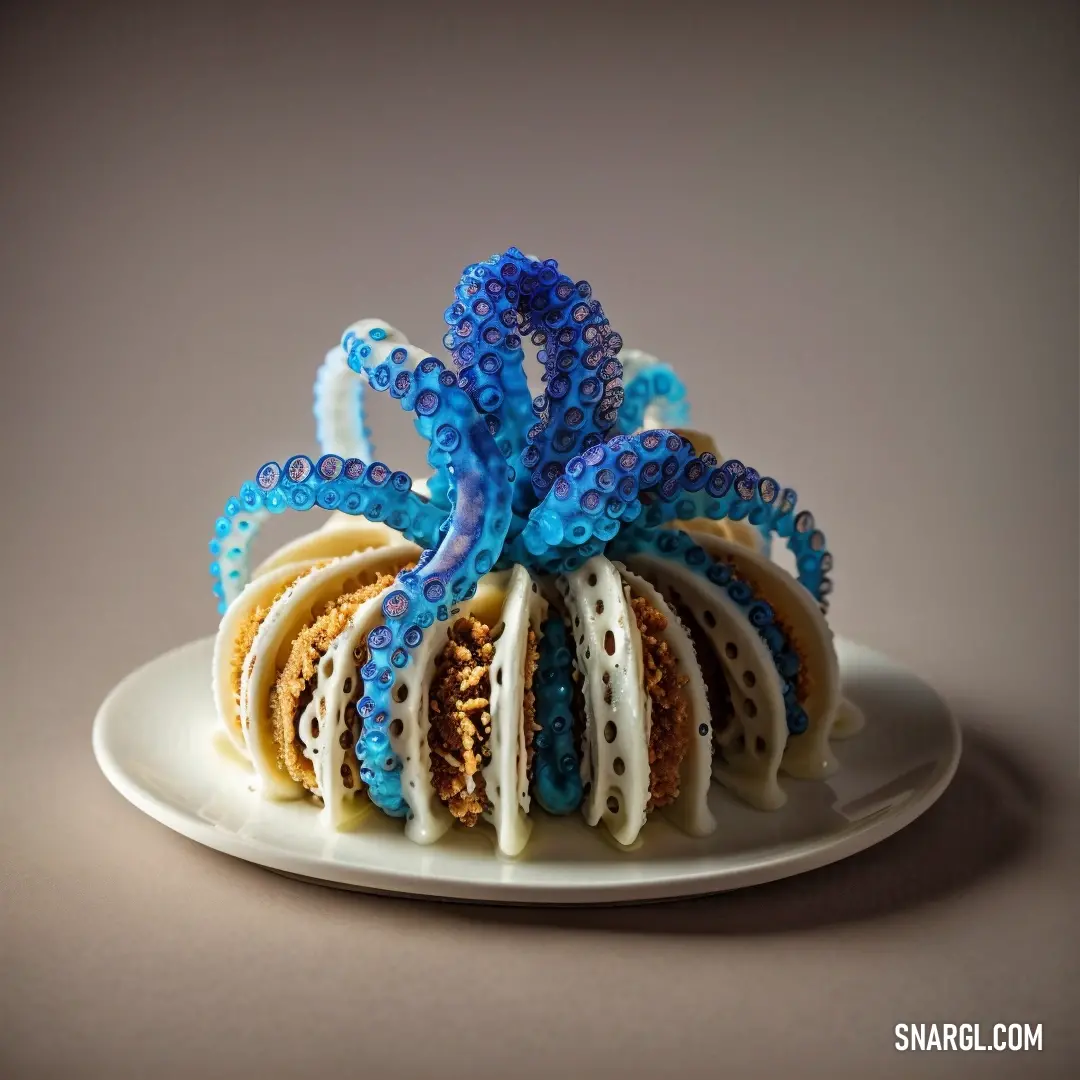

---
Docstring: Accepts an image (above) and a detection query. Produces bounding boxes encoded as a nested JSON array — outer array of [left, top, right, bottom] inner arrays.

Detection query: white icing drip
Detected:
[[239, 544, 418, 801], [628, 553, 789, 811], [391, 610, 456, 847], [558, 557, 651, 847], [689, 530, 842, 780], [832, 698, 866, 739], [399, 574, 512, 845], [615, 563, 717, 838], [300, 588, 388, 829], [482, 565, 546, 858]]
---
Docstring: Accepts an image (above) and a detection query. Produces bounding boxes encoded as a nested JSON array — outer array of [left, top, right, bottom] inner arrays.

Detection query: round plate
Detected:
[[92, 636, 960, 904]]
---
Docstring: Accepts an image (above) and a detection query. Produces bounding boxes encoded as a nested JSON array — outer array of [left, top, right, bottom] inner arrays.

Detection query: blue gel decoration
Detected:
[[532, 615, 583, 815], [208, 247, 836, 813]]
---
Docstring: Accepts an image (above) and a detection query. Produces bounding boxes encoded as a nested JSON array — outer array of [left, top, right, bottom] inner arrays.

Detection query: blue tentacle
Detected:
[[443, 248, 626, 512], [531, 614, 583, 815], [640, 460, 832, 607], [518, 430, 696, 558], [341, 322, 514, 817], [616, 349, 691, 433], [208, 456, 446, 613], [441, 254, 535, 517], [509, 423, 831, 607]]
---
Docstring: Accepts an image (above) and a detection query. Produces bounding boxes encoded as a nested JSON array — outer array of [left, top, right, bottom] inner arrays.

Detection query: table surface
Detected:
[[2, 3, 1076, 1078]]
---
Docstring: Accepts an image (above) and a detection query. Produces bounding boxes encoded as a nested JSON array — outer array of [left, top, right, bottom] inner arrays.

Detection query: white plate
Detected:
[[92, 636, 960, 904]]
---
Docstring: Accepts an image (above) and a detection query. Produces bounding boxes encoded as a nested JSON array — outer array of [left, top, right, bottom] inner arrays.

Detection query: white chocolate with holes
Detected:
[[482, 565, 546, 857], [302, 587, 388, 827], [239, 544, 418, 800], [212, 560, 314, 759], [385, 571, 515, 846], [615, 564, 717, 838], [628, 553, 788, 811], [691, 531, 842, 779], [558, 557, 651, 847]]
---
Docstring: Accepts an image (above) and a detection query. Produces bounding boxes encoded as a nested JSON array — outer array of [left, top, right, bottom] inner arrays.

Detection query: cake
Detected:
[[208, 247, 863, 856]]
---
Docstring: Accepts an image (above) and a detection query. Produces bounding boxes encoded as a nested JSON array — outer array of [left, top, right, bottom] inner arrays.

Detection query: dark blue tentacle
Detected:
[[517, 429, 696, 558], [509, 424, 831, 607], [443, 248, 626, 513]]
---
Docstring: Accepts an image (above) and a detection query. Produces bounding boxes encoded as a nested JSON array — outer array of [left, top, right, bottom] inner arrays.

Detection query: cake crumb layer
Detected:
[[428, 617, 495, 827], [631, 596, 691, 810]]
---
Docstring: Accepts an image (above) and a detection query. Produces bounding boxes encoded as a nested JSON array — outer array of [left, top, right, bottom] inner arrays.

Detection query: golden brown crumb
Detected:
[[522, 628, 540, 777], [229, 567, 323, 737], [270, 572, 397, 791], [427, 617, 495, 826], [631, 596, 691, 810]]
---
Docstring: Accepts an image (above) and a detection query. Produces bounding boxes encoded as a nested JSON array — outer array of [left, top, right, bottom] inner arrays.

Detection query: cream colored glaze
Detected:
[[558, 557, 651, 847], [239, 544, 418, 800], [832, 698, 866, 739], [482, 565, 546, 858], [615, 564, 717, 838], [313, 341, 373, 463], [690, 530, 841, 780], [628, 552, 788, 811], [212, 559, 314, 758], [298, 586, 388, 828]]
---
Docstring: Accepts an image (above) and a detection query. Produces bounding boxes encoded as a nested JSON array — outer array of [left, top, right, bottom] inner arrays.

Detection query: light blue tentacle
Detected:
[[208, 456, 446, 613], [531, 614, 583, 815], [640, 460, 832, 606], [617, 349, 691, 432]]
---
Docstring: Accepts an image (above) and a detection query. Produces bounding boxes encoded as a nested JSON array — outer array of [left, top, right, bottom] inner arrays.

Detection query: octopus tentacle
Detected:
[[341, 322, 514, 817], [443, 248, 626, 511], [208, 505, 268, 614], [610, 526, 810, 736], [341, 319, 465, 509], [441, 253, 535, 517], [313, 341, 375, 461], [518, 430, 696, 559], [513, 424, 830, 606], [208, 456, 445, 612], [642, 461, 832, 607], [616, 349, 691, 432], [531, 614, 584, 815]]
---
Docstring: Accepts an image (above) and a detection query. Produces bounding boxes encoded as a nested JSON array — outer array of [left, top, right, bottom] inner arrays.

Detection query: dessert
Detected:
[[208, 246, 863, 856]]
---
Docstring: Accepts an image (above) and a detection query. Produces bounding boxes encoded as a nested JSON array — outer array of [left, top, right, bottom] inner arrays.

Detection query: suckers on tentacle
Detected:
[[343, 322, 514, 817]]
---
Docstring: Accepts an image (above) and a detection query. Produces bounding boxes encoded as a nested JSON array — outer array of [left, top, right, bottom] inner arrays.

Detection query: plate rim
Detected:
[[92, 635, 962, 904]]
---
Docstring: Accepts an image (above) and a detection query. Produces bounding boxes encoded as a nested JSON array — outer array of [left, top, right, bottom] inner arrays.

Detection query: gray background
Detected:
[[2, 1, 1077, 1077]]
